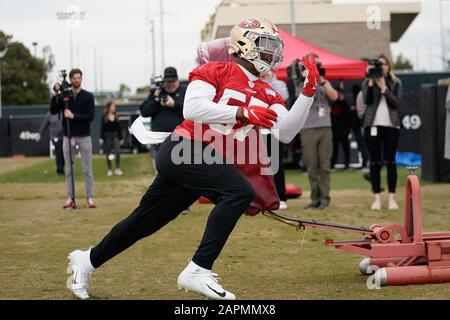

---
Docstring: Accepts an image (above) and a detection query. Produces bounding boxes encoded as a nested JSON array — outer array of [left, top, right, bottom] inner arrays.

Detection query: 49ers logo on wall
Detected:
[[239, 18, 260, 29]]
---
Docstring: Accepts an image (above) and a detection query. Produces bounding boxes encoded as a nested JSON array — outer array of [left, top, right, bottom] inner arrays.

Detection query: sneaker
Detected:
[[388, 199, 399, 210], [371, 200, 381, 210], [107, 170, 113, 177], [63, 199, 76, 210], [67, 248, 95, 299], [87, 198, 97, 209], [278, 201, 288, 210], [177, 261, 235, 300], [305, 201, 320, 209], [318, 199, 330, 209], [114, 168, 123, 176]]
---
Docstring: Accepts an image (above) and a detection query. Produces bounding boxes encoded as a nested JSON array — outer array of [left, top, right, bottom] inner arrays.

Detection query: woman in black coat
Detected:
[[361, 54, 402, 211], [100, 101, 123, 176]]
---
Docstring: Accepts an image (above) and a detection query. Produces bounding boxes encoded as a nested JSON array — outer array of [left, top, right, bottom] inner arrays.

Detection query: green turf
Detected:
[[284, 167, 429, 191], [1, 155, 450, 300], [0, 154, 427, 191], [0, 154, 154, 183]]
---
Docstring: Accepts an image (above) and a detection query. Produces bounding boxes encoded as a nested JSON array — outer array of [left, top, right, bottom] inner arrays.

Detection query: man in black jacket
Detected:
[[140, 66, 186, 166], [50, 68, 96, 209], [139, 66, 189, 214]]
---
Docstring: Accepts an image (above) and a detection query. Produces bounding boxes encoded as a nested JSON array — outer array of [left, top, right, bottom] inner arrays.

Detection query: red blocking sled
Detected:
[[264, 168, 450, 287]]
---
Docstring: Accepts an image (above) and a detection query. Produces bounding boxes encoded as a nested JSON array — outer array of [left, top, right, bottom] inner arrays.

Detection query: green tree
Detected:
[[136, 85, 150, 95], [393, 53, 413, 70], [0, 31, 53, 105]]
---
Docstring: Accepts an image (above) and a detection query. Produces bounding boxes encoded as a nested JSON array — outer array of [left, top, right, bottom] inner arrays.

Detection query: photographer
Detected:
[[361, 54, 403, 211], [140, 66, 189, 214], [139, 66, 186, 165], [50, 68, 96, 209], [300, 54, 338, 209]]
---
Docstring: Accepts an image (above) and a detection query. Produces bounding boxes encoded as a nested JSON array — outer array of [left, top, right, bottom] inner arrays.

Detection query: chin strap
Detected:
[[252, 59, 271, 74]]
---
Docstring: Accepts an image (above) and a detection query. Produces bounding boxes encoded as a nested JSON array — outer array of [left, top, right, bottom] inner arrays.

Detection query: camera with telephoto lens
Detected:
[[54, 70, 73, 101], [366, 59, 383, 78], [150, 75, 168, 104], [317, 62, 326, 77], [295, 60, 326, 78]]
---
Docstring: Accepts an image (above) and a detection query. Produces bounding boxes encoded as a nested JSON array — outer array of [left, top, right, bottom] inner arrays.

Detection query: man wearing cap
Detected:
[[140, 66, 187, 164]]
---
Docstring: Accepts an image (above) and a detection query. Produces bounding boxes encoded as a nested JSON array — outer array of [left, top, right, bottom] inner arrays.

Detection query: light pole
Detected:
[[32, 42, 38, 57], [150, 19, 156, 78], [290, 0, 296, 37], [439, 0, 450, 70], [56, 6, 85, 69], [159, 0, 165, 72], [0, 47, 7, 119]]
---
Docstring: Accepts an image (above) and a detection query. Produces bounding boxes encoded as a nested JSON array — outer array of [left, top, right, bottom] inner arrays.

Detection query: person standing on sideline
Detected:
[[361, 54, 403, 210], [300, 55, 338, 209], [37, 111, 65, 176], [140, 67, 187, 171], [50, 68, 96, 209], [330, 88, 352, 170], [100, 101, 123, 176], [140, 66, 190, 214], [261, 70, 289, 210]]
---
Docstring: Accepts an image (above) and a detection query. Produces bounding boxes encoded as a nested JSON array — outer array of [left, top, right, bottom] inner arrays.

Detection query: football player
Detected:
[[67, 17, 319, 300]]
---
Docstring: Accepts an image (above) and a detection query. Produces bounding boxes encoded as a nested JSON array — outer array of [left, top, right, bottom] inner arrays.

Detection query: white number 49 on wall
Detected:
[[402, 114, 421, 130]]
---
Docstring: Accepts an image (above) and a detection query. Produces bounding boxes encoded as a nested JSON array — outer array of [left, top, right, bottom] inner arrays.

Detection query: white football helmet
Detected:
[[228, 18, 284, 74]]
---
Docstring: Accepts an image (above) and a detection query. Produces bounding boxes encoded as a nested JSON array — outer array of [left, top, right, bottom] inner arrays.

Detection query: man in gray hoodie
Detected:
[[38, 111, 65, 176]]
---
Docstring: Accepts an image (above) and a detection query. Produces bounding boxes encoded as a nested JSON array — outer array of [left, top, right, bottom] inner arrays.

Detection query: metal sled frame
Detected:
[[263, 172, 450, 287]]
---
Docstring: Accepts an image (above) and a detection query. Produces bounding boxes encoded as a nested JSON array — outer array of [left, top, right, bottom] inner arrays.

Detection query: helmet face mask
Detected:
[[254, 34, 283, 72], [229, 18, 284, 74]]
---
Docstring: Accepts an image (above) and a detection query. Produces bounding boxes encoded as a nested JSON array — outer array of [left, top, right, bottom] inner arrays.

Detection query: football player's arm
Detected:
[[269, 94, 314, 144], [183, 80, 239, 124]]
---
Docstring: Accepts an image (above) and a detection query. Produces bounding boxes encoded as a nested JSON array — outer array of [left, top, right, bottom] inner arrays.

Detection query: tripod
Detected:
[[64, 97, 76, 209]]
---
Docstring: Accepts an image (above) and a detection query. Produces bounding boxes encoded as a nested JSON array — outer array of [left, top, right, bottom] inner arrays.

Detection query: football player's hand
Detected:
[[237, 105, 277, 129], [301, 54, 319, 97]]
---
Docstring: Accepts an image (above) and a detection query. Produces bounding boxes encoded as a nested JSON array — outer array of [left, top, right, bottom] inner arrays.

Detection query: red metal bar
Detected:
[[376, 266, 450, 286]]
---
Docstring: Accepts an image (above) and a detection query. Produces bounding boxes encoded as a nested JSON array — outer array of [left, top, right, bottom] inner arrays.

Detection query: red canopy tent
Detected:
[[276, 28, 367, 81]]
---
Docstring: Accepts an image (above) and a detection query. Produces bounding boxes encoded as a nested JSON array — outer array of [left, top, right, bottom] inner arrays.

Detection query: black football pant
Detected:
[[90, 134, 255, 270]]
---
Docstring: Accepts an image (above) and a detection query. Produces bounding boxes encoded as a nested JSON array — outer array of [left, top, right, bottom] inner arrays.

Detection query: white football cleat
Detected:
[[67, 248, 95, 299], [278, 201, 288, 210], [177, 261, 235, 300]]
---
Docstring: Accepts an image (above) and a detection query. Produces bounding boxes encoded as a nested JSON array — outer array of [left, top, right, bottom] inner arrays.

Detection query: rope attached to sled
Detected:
[[262, 210, 307, 246]]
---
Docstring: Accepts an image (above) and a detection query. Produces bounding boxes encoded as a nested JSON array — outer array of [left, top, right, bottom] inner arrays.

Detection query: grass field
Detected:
[[1, 154, 450, 300]]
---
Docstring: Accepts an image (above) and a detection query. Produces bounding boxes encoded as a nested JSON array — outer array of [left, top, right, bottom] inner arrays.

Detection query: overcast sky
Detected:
[[0, 0, 448, 92]]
